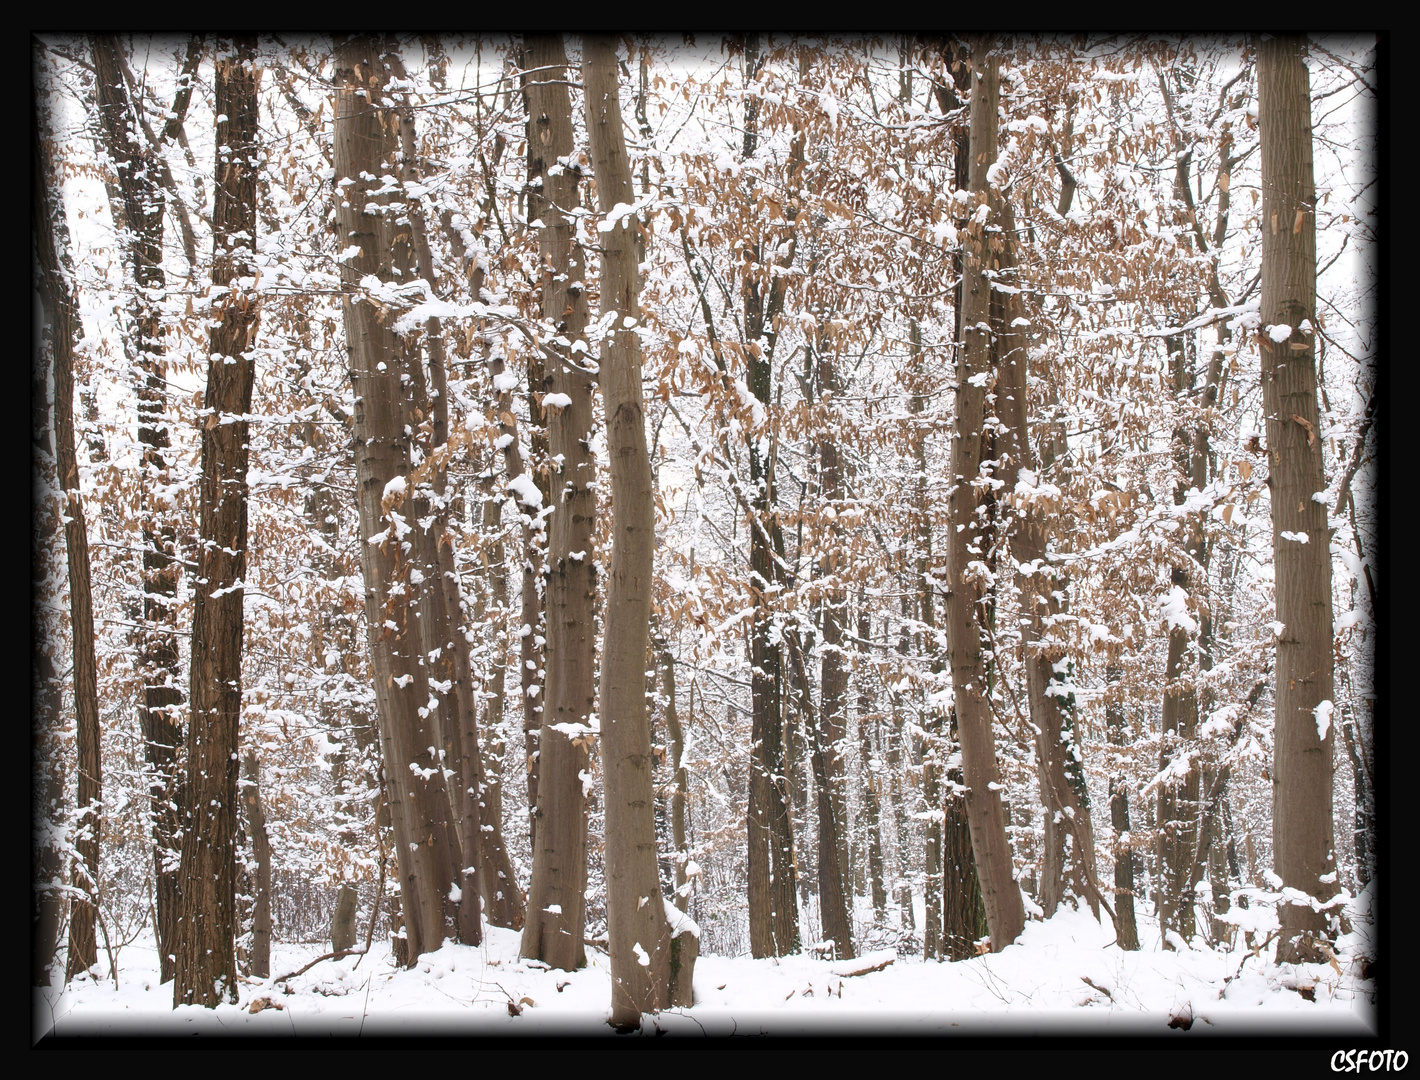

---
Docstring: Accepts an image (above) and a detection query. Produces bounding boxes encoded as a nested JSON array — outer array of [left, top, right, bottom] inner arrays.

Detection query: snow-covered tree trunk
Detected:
[[520, 33, 598, 970], [34, 95, 104, 986], [332, 35, 462, 966], [941, 44, 1025, 953]]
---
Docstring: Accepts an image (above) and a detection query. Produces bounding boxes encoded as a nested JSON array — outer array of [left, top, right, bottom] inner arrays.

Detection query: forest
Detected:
[[31, 33, 1379, 1036]]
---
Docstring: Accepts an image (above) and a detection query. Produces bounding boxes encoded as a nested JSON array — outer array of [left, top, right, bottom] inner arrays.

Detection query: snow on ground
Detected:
[[34, 896, 1376, 1039]]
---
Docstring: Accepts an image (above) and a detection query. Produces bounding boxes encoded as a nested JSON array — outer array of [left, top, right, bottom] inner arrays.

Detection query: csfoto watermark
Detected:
[[1333, 1051, 1408, 1072]]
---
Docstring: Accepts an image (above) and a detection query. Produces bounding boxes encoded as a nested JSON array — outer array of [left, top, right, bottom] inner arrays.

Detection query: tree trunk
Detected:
[[854, 603, 888, 915], [333, 36, 461, 965], [1105, 667, 1140, 950], [242, 752, 272, 978], [520, 35, 597, 970], [660, 644, 692, 912], [740, 34, 802, 959], [583, 37, 681, 1027], [1258, 34, 1335, 965], [90, 35, 186, 983], [939, 44, 1025, 953], [34, 98, 103, 986], [174, 42, 260, 1007]]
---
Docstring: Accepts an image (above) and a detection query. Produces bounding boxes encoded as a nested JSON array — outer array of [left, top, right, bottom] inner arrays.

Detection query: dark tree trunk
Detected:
[[90, 35, 186, 982], [1258, 34, 1336, 965], [1105, 667, 1140, 950], [174, 41, 260, 1007], [854, 603, 888, 915], [34, 96, 103, 986]]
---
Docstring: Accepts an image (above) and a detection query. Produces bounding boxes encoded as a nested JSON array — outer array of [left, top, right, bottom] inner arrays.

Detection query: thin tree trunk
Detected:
[[854, 603, 888, 915], [939, 43, 1025, 953], [584, 36, 683, 1026], [34, 97, 103, 986], [91, 35, 186, 982], [174, 42, 260, 1007], [31, 102, 68, 986], [1258, 34, 1335, 965], [520, 35, 597, 970], [1105, 667, 1140, 950], [333, 36, 461, 965], [740, 34, 801, 959], [660, 643, 692, 912], [241, 752, 272, 979]]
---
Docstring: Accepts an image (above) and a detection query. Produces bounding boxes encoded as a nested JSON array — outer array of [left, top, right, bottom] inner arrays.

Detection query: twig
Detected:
[[271, 948, 366, 986]]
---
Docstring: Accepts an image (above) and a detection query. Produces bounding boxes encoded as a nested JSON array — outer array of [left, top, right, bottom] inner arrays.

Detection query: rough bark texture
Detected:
[[34, 99, 104, 986], [333, 36, 460, 965], [91, 35, 186, 982], [521, 35, 596, 970], [584, 37, 679, 1027], [174, 42, 259, 1007], [1258, 34, 1335, 965], [939, 46, 1025, 953]]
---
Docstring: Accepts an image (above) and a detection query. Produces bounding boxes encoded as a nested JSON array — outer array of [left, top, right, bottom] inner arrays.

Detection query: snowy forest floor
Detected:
[[34, 891, 1376, 1039]]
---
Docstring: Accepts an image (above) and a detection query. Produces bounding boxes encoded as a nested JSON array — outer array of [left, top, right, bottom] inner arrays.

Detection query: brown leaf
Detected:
[[1292, 413, 1317, 446], [1293, 208, 1305, 234]]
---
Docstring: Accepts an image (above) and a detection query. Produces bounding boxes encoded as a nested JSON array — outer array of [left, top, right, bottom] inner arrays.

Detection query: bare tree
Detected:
[[1258, 34, 1336, 965], [174, 39, 260, 1007], [34, 84, 103, 987], [939, 43, 1025, 953], [584, 35, 695, 1026], [520, 34, 597, 971]]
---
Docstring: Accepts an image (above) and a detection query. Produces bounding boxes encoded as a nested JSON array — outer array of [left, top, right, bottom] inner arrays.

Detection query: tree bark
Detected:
[[1105, 667, 1140, 950], [520, 35, 597, 970], [583, 37, 681, 1027], [174, 41, 260, 1007], [90, 35, 186, 982], [939, 44, 1025, 953], [333, 36, 461, 965], [854, 603, 888, 916], [740, 34, 802, 959], [34, 95, 104, 986], [1258, 34, 1335, 965], [660, 644, 692, 912], [242, 752, 272, 978]]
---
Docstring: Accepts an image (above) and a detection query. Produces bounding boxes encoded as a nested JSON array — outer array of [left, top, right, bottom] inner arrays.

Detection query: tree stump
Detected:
[[331, 884, 358, 954]]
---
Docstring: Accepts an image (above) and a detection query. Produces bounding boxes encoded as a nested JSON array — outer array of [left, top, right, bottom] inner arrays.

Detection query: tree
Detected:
[[939, 43, 1026, 953], [520, 34, 597, 970], [174, 39, 260, 1007], [332, 35, 464, 964], [90, 34, 188, 983], [1258, 33, 1336, 965], [34, 82, 103, 987], [583, 35, 694, 1026]]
